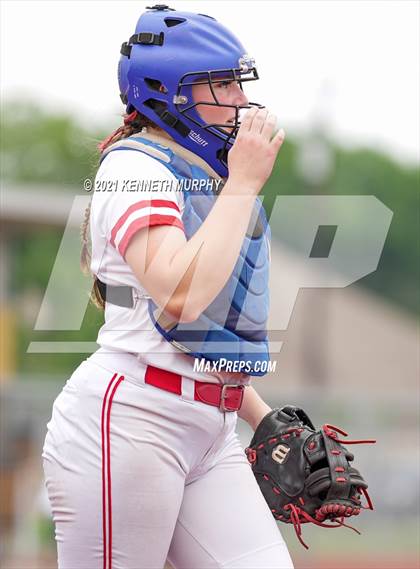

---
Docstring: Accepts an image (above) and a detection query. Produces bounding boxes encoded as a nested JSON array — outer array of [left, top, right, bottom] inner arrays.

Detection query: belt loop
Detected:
[[138, 365, 147, 386], [180, 375, 196, 404]]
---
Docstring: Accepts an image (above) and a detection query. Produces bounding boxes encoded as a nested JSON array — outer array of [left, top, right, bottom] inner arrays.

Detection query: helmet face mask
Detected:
[[175, 66, 263, 169], [177, 66, 261, 130], [118, 6, 264, 177]]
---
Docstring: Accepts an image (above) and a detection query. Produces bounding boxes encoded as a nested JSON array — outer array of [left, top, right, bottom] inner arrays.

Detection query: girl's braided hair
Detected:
[[80, 110, 160, 310]]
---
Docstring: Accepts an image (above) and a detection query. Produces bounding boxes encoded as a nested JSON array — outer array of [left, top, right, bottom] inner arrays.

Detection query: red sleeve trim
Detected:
[[110, 199, 181, 247], [118, 214, 185, 258]]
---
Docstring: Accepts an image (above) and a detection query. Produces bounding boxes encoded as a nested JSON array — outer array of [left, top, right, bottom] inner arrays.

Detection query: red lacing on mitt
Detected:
[[285, 424, 376, 549]]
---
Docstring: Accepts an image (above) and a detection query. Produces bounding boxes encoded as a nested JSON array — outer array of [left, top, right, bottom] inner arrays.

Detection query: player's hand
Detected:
[[227, 108, 285, 194]]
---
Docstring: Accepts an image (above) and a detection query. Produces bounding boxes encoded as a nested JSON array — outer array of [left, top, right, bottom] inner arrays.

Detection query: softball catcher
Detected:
[[42, 5, 374, 568]]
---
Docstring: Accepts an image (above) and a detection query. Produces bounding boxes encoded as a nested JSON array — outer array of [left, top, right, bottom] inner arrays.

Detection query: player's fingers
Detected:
[[249, 108, 269, 135], [238, 107, 259, 132], [269, 127, 286, 151], [261, 113, 278, 141]]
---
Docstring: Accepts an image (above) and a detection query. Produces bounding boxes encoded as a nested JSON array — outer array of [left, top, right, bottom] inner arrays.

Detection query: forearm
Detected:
[[238, 385, 272, 431], [128, 108, 284, 323], [167, 181, 257, 317]]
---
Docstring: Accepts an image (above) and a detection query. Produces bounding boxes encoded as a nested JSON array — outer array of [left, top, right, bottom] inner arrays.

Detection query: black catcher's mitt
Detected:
[[245, 406, 375, 549]]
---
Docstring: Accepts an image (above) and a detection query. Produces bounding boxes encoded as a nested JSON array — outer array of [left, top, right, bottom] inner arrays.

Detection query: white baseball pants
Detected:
[[42, 351, 294, 569]]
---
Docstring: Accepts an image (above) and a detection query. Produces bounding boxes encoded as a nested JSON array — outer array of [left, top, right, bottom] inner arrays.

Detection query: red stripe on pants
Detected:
[[101, 373, 125, 569]]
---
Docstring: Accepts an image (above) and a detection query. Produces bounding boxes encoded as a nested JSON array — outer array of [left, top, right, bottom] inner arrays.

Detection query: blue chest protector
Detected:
[[100, 135, 271, 376]]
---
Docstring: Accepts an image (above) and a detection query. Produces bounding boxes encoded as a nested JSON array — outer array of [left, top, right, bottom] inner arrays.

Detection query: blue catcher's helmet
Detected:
[[118, 4, 261, 177]]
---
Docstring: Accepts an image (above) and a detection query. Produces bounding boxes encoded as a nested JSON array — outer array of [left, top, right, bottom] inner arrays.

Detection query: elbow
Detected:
[[178, 311, 200, 324], [165, 294, 202, 324]]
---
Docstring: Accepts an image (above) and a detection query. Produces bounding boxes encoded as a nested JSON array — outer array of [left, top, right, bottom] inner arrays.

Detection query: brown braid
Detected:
[[80, 198, 105, 310], [80, 110, 162, 311], [97, 109, 159, 153]]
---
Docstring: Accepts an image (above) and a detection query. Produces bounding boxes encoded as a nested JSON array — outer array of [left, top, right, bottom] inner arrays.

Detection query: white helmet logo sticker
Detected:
[[188, 130, 208, 147]]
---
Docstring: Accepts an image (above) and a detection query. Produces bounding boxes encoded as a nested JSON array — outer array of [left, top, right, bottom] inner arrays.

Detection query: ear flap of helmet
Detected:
[[144, 99, 190, 137]]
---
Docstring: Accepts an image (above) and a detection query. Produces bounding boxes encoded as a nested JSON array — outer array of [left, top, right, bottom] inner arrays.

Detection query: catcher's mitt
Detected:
[[245, 406, 375, 549]]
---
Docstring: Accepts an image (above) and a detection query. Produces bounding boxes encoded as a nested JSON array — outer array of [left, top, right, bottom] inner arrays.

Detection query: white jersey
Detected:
[[90, 143, 251, 386]]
